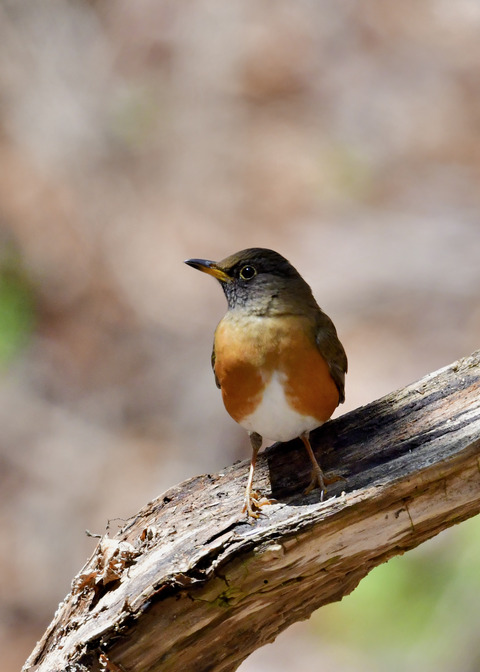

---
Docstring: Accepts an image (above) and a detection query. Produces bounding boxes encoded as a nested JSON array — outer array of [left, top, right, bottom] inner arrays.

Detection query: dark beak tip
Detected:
[[184, 258, 210, 271]]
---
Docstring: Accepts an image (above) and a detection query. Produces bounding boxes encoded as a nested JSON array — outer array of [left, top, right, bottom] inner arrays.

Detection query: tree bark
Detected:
[[24, 350, 480, 672]]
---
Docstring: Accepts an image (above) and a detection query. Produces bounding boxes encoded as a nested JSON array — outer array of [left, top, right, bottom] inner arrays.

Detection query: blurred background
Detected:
[[0, 1, 479, 670]]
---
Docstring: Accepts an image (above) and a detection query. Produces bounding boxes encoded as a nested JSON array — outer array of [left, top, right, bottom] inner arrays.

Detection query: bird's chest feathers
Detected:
[[214, 314, 308, 380], [213, 314, 339, 440]]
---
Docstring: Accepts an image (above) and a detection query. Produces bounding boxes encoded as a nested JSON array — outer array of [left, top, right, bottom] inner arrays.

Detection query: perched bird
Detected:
[[185, 248, 347, 517]]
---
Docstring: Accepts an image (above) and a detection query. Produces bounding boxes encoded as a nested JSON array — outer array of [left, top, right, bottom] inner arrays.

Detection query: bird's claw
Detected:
[[242, 490, 275, 518]]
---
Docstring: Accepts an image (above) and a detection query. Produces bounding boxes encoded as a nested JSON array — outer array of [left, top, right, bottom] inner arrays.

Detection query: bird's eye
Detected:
[[239, 265, 257, 280]]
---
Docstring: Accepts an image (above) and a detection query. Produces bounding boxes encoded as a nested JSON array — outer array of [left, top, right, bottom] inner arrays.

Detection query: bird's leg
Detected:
[[301, 432, 326, 501], [243, 431, 264, 518]]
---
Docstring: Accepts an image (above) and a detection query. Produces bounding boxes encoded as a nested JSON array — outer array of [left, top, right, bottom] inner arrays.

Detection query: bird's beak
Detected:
[[184, 258, 232, 283]]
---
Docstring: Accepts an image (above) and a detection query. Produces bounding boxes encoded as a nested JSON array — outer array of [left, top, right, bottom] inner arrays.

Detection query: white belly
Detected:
[[238, 371, 323, 442]]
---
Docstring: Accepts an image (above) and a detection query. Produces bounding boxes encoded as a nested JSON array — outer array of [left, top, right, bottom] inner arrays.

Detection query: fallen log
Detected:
[[24, 350, 480, 672]]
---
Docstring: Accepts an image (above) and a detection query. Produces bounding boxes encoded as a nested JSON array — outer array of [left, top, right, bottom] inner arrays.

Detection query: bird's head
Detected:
[[185, 247, 316, 314]]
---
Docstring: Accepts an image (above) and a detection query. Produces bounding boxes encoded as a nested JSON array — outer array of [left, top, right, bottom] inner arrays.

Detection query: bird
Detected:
[[185, 248, 347, 518]]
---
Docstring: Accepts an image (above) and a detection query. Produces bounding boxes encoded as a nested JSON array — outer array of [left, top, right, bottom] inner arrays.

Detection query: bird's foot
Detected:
[[304, 468, 346, 500], [242, 490, 275, 518], [304, 467, 326, 499]]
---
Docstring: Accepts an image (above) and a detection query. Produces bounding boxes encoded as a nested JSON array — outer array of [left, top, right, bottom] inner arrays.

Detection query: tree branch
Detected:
[[24, 351, 480, 672]]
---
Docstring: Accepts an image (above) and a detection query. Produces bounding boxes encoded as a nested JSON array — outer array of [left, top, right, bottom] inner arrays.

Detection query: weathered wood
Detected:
[[24, 351, 480, 672]]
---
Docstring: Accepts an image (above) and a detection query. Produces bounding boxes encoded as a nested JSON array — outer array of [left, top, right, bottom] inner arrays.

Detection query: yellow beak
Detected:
[[184, 258, 232, 283]]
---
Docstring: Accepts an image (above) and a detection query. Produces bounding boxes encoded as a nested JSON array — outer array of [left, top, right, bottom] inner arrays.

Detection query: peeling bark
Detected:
[[24, 351, 480, 672]]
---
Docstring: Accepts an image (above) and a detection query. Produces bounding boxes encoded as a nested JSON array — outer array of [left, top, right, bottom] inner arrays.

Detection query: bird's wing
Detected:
[[315, 312, 348, 405], [211, 341, 221, 389]]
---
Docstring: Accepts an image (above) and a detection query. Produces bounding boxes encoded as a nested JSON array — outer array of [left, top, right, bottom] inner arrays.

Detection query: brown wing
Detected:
[[211, 341, 221, 389], [315, 311, 348, 405]]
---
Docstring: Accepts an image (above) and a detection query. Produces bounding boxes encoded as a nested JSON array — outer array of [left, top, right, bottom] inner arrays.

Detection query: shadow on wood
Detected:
[[24, 351, 480, 672]]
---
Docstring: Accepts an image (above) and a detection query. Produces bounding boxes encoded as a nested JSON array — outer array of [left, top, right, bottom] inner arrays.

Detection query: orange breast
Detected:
[[213, 314, 339, 427], [282, 330, 339, 423]]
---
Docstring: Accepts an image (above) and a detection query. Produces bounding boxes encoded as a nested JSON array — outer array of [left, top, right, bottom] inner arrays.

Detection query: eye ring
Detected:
[[239, 265, 257, 280]]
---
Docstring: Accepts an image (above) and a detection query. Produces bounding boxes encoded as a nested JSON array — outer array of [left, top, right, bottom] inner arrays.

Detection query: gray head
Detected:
[[185, 247, 319, 315]]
